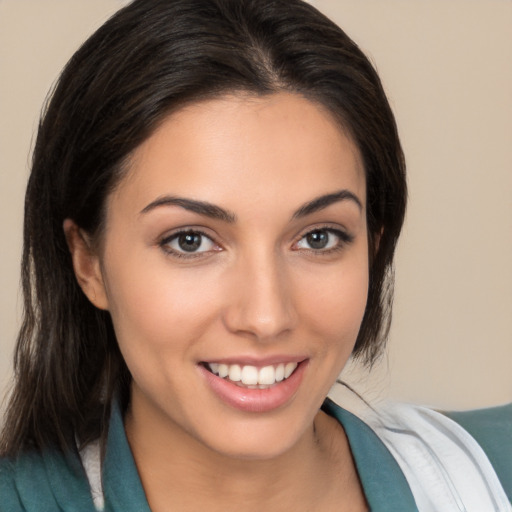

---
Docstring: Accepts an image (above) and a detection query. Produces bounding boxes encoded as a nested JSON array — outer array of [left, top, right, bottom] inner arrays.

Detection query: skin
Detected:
[[65, 92, 369, 511]]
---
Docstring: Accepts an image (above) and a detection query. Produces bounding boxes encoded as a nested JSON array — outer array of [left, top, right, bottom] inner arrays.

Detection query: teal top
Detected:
[[1, 400, 510, 511]]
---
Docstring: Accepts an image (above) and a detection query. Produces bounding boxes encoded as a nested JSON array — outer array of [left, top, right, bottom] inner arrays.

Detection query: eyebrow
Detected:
[[140, 196, 237, 223], [139, 189, 362, 223], [292, 190, 363, 219]]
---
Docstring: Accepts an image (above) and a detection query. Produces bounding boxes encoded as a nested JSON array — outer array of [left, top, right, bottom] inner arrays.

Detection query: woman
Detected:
[[0, 0, 510, 510]]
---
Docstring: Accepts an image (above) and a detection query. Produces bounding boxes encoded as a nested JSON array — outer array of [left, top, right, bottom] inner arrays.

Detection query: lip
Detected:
[[199, 359, 308, 413]]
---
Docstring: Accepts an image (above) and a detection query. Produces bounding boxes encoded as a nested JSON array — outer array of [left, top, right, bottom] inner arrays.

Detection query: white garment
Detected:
[[80, 439, 104, 511], [346, 399, 511, 512]]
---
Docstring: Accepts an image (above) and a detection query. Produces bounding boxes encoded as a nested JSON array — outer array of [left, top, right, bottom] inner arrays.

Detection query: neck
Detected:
[[124, 392, 366, 512]]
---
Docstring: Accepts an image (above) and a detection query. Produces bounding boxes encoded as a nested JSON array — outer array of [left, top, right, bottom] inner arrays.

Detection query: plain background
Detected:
[[0, 0, 511, 415]]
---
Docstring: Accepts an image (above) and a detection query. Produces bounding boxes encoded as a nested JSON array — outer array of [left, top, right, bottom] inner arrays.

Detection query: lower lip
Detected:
[[199, 361, 308, 413]]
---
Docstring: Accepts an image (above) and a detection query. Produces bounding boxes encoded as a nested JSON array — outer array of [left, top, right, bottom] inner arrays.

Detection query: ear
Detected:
[[63, 219, 109, 310]]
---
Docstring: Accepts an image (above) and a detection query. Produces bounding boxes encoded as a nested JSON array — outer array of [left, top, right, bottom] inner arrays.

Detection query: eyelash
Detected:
[[158, 226, 354, 259], [293, 227, 354, 256], [159, 229, 218, 259]]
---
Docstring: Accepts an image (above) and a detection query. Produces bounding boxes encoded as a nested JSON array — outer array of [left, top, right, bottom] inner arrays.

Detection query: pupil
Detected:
[[307, 230, 328, 249], [178, 233, 201, 252]]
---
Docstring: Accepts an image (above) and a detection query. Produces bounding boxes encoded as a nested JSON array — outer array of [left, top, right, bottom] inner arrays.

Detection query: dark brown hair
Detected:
[[0, 0, 406, 456]]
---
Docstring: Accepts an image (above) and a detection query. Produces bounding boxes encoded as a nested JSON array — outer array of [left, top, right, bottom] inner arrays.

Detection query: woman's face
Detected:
[[93, 92, 368, 459]]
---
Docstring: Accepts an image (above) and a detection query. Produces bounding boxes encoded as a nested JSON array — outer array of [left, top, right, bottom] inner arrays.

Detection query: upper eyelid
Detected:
[[295, 224, 352, 239], [160, 227, 216, 243], [159, 228, 219, 251], [293, 226, 354, 248]]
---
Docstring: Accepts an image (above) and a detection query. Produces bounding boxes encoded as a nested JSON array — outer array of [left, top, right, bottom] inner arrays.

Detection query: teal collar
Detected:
[[102, 401, 151, 511], [1, 440, 97, 511], [322, 398, 418, 511]]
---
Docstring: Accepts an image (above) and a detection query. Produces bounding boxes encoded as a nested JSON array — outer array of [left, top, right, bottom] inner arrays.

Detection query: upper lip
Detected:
[[201, 355, 307, 368]]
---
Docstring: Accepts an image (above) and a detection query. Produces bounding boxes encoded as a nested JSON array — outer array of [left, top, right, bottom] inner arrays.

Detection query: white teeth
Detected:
[[284, 362, 297, 379], [228, 364, 241, 382], [258, 365, 275, 385], [275, 363, 285, 382], [218, 364, 229, 378], [241, 365, 258, 385], [208, 362, 298, 386]]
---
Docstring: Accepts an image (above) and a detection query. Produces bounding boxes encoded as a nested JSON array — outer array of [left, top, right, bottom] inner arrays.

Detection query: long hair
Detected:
[[0, 0, 406, 456]]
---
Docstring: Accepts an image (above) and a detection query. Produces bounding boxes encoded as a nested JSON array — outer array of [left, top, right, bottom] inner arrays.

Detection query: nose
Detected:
[[222, 251, 298, 341]]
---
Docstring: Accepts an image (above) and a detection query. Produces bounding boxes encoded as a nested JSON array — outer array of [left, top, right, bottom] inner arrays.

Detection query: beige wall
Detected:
[[1, 0, 511, 412]]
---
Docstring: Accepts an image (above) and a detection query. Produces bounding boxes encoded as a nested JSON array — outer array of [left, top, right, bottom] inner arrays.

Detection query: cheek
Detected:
[[101, 253, 224, 359], [297, 258, 369, 349]]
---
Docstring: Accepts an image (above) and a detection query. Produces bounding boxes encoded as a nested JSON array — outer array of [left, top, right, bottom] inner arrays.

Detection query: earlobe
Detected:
[[63, 219, 109, 310]]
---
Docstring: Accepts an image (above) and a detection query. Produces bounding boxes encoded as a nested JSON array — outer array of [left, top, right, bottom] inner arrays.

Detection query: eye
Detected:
[[160, 230, 217, 256], [295, 228, 351, 252]]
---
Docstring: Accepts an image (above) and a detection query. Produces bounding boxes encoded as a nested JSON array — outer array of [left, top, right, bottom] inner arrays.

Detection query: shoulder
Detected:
[[445, 403, 512, 502], [0, 452, 48, 512], [0, 456, 24, 511], [0, 447, 96, 511]]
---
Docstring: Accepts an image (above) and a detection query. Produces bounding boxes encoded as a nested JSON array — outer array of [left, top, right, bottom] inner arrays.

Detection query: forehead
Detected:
[[111, 92, 365, 217]]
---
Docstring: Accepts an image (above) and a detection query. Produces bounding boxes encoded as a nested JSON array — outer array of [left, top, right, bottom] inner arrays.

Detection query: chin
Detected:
[[190, 406, 318, 462]]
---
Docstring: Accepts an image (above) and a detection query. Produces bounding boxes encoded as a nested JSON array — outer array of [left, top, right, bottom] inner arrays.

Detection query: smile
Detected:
[[200, 359, 308, 412], [206, 362, 298, 388]]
